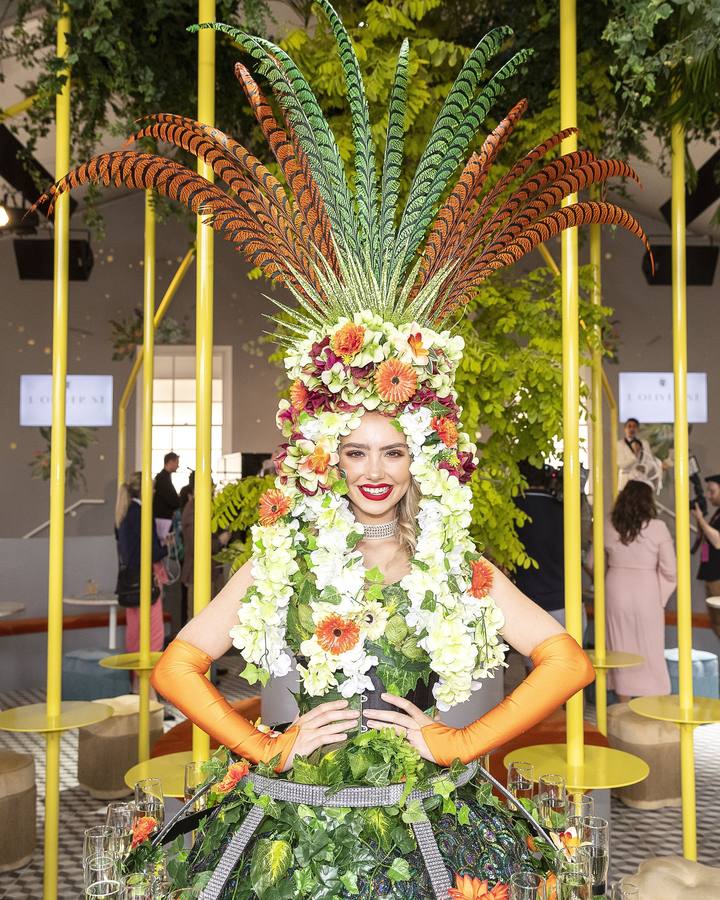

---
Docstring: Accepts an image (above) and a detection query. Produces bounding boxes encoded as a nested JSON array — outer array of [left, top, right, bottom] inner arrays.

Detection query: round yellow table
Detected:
[[629, 695, 720, 726], [503, 744, 649, 791], [100, 651, 163, 672], [124, 750, 194, 798], [0, 701, 113, 733], [587, 650, 644, 670]]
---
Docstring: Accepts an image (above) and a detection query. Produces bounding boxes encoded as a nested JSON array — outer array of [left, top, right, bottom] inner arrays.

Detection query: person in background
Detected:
[[617, 418, 665, 493], [513, 460, 567, 628], [180, 476, 230, 624], [693, 474, 720, 597], [115, 472, 168, 667], [153, 451, 180, 541], [605, 478, 676, 703]]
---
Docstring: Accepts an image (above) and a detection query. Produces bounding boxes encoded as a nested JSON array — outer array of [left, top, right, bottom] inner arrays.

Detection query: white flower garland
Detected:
[[229, 314, 508, 712]]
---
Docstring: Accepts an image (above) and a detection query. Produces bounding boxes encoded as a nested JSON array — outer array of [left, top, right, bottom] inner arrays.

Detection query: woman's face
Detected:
[[707, 481, 720, 507], [338, 412, 411, 523]]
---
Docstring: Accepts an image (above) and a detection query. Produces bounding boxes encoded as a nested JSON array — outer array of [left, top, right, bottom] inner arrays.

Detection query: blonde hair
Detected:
[[115, 471, 142, 528], [396, 476, 421, 557]]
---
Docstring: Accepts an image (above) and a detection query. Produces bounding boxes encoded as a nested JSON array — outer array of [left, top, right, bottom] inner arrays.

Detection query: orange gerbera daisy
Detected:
[[131, 815, 158, 848], [431, 415, 459, 448], [469, 558, 494, 599], [289, 378, 309, 411], [331, 322, 365, 360], [448, 874, 509, 900], [374, 358, 417, 403], [315, 614, 360, 655], [216, 760, 250, 794], [258, 489, 291, 527], [407, 331, 429, 361]]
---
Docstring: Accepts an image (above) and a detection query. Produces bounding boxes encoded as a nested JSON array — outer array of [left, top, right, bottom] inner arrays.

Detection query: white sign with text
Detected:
[[20, 374, 114, 426], [619, 372, 707, 424]]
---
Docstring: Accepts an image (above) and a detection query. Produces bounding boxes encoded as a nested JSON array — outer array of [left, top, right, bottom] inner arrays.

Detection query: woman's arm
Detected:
[[364, 560, 594, 765], [693, 506, 720, 550]]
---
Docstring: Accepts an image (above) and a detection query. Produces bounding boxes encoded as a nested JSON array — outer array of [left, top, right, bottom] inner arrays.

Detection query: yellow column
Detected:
[[590, 220, 609, 734], [116, 249, 195, 488], [193, 0, 216, 761], [671, 112, 696, 860], [44, 8, 71, 898], [138, 190, 156, 762], [560, 0, 584, 769]]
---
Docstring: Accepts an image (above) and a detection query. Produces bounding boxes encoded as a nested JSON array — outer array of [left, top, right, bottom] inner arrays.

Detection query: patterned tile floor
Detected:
[[0, 652, 718, 898]]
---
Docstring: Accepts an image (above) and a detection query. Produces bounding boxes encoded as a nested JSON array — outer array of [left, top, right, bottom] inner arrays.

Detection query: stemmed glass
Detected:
[[84, 826, 119, 897], [509, 871, 546, 899], [507, 761, 535, 802], [575, 816, 610, 897], [538, 774, 567, 829], [566, 792, 593, 820], [184, 761, 208, 812], [106, 802, 135, 859], [555, 871, 592, 900], [122, 874, 154, 899], [85, 881, 122, 898], [134, 778, 165, 830]]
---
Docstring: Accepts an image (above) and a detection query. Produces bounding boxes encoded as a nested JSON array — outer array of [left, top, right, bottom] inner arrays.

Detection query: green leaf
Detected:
[[364, 761, 392, 786], [294, 868, 316, 895], [240, 663, 261, 685], [340, 871, 359, 894], [360, 807, 394, 850], [386, 857, 412, 882], [384, 615, 408, 645], [249, 839, 292, 896], [376, 663, 421, 696], [401, 798, 427, 824]]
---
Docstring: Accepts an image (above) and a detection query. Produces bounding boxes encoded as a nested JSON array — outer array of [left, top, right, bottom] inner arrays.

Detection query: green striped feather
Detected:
[[379, 39, 409, 252]]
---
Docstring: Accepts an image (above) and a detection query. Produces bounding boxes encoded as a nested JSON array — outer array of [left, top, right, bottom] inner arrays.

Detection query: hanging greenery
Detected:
[[109, 306, 192, 361], [29, 426, 98, 492]]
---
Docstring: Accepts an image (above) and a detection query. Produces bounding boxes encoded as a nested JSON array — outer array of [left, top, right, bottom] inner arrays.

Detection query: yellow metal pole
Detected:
[[138, 190, 156, 762], [0, 94, 36, 121], [589, 218, 609, 735], [44, 8, 71, 897], [116, 248, 195, 487], [602, 370, 619, 499], [537, 242, 560, 275], [193, 0, 216, 762], [671, 110, 696, 860], [560, 0, 584, 771]]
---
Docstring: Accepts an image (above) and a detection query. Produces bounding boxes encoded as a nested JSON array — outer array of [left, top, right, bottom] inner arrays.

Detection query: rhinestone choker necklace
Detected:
[[361, 519, 398, 540]]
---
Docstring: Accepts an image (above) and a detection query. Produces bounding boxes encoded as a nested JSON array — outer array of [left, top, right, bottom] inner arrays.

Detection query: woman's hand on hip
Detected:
[[362, 693, 438, 763], [280, 699, 360, 772]]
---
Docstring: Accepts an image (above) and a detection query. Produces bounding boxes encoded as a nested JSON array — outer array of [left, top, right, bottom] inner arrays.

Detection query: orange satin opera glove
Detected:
[[150, 639, 298, 770], [422, 632, 595, 767]]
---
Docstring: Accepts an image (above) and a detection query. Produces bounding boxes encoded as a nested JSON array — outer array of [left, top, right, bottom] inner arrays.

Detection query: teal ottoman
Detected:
[[62, 649, 130, 700], [664, 648, 719, 699]]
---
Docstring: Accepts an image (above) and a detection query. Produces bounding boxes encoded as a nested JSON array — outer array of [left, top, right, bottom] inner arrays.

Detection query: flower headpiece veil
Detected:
[[41, 2, 650, 708]]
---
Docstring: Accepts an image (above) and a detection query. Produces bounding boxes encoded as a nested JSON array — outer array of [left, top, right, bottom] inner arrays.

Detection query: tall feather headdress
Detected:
[[38, 1, 650, 342]]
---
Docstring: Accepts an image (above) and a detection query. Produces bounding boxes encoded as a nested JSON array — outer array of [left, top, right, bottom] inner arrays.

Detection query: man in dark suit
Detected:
[[153, 451, 180, 540]]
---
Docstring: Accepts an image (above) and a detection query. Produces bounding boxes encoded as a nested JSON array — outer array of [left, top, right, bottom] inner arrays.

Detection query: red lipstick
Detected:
[[358, 483, 393, 501]]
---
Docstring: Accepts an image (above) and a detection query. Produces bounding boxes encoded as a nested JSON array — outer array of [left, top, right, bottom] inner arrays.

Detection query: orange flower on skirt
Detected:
[[131, 815, 158, 848], [374, 358, 417, 403], [448, 874, 509, 899], [469, 558, 494, 599], [289, 378, 309, 410], [331, 322, 365, 360], [431, 415, 459, 448], [315, 614, 360, 655], [216, 760, 250, 794], [258, 489, 291, 526]]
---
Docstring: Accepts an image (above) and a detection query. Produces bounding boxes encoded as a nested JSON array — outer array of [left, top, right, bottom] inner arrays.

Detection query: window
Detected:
[[135, 346, 232, 492]]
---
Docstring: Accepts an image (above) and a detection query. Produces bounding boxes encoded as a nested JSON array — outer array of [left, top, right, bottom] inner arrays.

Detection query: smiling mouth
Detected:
[[358, 484, 393, 501]]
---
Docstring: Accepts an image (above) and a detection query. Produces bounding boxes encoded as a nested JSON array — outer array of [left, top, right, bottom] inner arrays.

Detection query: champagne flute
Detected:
[[123, 874, 154, 899], [84, 826, 115, 861], [567, 791, 593, 820], [538, 774, 567, 829], [86, 881, 122, 898], [510, 870, 546, 899], [134, 778, 165, 828], [184, 761, 207, 812], [577, 816, 609, 897], [106, 802, 134, 859], [507, 761, 535, 802], [555, 871, 591, 900], [84, 855, 118, 889]]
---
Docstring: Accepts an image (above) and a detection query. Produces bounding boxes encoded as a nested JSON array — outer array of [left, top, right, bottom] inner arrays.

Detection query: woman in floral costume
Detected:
[[43, 4, 650, 895]]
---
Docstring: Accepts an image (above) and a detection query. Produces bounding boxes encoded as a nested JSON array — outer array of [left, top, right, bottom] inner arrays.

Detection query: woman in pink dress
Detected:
[[605, 479, 677, 701]]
